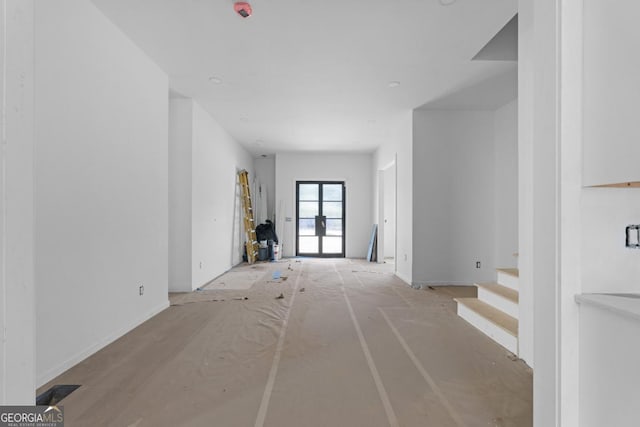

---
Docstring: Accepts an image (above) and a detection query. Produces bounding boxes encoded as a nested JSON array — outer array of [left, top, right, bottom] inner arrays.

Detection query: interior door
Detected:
[[296, 181, 345, 257]]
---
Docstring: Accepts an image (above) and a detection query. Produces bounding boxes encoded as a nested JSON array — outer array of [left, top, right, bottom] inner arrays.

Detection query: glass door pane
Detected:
[[322, 184, 343, 201], [296, 181, 345, 257], [298, 236, 319, 253], [298, 184, 319, 201], [322, 236, 343, 254], [321, 183, 345, 256], [325, 219, 343, 236]]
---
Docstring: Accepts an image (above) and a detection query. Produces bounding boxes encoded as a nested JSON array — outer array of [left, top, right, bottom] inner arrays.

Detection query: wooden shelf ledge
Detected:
[[587, 181, 640, 188]]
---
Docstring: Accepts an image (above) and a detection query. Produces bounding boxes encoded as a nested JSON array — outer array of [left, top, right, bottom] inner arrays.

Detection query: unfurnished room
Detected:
[[2, 1, 640, 426]]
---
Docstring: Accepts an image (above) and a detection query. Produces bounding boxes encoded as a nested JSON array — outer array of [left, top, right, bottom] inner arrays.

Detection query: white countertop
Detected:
[[576, 293, 640, 322]]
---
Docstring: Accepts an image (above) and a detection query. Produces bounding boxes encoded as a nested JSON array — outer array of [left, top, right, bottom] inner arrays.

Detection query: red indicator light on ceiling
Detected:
[[234, 2, 252, 18]]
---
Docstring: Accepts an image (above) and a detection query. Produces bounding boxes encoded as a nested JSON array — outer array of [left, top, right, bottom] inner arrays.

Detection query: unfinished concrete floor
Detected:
[[38, 259, 532, 427]]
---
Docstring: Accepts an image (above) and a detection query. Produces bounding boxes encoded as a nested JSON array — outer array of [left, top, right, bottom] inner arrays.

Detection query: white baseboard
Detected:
[[36, 300, 170, 388]]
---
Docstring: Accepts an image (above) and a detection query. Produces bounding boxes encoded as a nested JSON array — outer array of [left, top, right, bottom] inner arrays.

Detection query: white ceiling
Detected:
[[91, 0, 517, 155]]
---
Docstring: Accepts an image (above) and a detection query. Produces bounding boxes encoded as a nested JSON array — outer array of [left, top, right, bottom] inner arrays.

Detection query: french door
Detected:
[[296, 181, 345, 257]]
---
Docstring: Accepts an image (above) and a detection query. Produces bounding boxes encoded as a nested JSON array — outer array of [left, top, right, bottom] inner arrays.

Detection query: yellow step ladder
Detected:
[[238, 170, 259, 264]]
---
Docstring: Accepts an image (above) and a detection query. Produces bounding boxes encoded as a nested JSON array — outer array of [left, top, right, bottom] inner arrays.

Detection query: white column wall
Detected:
[[168, 98, 193, 292], [0, 0, 36, 404], [558, 0, 583, 426], [517, 0, 535, 372], [520, 0, 583, 425], [530, 0, 560, 423]]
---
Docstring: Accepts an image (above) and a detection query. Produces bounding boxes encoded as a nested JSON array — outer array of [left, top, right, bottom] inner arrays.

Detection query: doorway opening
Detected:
[[296, 181, 345, 258], [377, 159, 397, 268]]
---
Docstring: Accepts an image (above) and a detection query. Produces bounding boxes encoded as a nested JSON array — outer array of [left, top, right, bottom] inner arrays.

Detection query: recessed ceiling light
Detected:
[[388, 81, 401, 88], [439, 0, 457, 5], [208, 76, 222, 84]]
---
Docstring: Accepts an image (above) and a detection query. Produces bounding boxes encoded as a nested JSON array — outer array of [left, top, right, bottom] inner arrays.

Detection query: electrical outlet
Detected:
[[139, 285, 144, 296], [404, 254, 408, 261], [199, 262, 203, 269], [626, 225, 640, 248], [476, 261, 481, 269]]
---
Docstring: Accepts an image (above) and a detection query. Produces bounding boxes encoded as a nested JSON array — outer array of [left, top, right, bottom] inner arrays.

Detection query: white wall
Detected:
[[254, 156, 276, 224], [579, 304, 640, 427], [569, 1, 640, 425], [191, 102, 253, 287], [168, 98, 193, 292], [582, 1, 640, 186], [412, 109, 497, 286], [373, 111, 413, 284], [0, 0, 36, 404], [579, 0, 640, 294], [168, 98, 253, 291], [581, 190, 640, 292], [494, 100, 518, 268], [575, 3, 640, 425], [34, 0, 170, 386], [275, 152, 372, 258]]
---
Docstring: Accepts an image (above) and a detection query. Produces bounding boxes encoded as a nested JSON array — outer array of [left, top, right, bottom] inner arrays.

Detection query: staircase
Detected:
[[455, 268, 519, 355]]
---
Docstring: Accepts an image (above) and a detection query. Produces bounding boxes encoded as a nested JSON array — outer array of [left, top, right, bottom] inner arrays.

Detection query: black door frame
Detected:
[[295, 181, 346, 258]]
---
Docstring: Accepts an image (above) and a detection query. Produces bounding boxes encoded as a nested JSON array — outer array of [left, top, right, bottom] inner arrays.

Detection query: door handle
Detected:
[[315, 215, 327, 236]]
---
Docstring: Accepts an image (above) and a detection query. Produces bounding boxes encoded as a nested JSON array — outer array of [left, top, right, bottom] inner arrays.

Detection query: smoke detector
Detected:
[[234, 2, 252, 18]]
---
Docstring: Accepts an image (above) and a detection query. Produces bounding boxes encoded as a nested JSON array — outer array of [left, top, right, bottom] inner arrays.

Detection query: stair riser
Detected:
[[457, 303, 518, 355], [478, 288, 519, 318], [497, 272, 518, 291]]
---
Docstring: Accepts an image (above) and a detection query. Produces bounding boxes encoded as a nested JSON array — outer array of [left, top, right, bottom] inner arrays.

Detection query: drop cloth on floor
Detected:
[[38, 259, 532, 427]]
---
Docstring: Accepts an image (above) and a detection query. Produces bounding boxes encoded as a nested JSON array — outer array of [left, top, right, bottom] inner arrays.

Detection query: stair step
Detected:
[[496, 268, 519, 278], [476, 283, 519, 318], [455, 297, 518, 354], [477, 282, 518, 303], [496, 268, 519, 291]]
